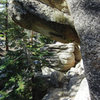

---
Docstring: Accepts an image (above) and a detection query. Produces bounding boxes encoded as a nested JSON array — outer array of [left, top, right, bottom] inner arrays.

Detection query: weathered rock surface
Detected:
[[38, 0, 70, 13], [8, 0, 80, 43], [9, 0, 100, 99], [42, 42, 81, 71], [74, 78, 91, 100], [42, 67, 69, 88], [67, 0, 100, 99], [42, 60, 85, 100]]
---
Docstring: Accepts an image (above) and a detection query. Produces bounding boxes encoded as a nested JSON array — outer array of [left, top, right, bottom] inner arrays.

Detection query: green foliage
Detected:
[[0, 33, 53, 100], [0, 0, 6, 4], [0, 50, 33, 100], [0, 1, 54, 99], [39, 34, 54, 44]]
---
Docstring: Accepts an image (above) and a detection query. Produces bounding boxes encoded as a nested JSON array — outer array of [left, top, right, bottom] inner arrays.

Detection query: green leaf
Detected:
[[0, 34, 4, 37], [0, 65, 6, 70]]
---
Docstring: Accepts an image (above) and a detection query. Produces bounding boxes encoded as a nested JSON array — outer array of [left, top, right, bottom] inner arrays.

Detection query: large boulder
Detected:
[[42, 42, 81, 71]]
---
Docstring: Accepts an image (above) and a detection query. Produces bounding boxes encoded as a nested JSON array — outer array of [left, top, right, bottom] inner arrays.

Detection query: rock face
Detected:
[[38, 0, 69, 13], [74, 78, 91, 100], [9, 0, 100, 99], [42, 42, 81, 71], [67, 0, 100, 99], [42, 60, 85, 100], [8, 0, 80, 44], [34, 44, 84, 100]]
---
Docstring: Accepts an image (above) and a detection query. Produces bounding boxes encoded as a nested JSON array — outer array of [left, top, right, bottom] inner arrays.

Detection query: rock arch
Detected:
[[9, 0, 100, 99]]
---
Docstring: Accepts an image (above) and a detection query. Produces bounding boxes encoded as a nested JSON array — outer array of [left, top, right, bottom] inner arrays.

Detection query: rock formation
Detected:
[[42, 60, 85, 100], [9, 0, 100, 99], [67, 1, 100, 99], [8, 0, 80, 44], [74, 78, 91, 100], [42, 42, 81, 71]]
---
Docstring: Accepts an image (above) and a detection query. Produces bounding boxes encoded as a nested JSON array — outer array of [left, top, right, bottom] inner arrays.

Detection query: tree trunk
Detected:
[[5, 0, 9, 51]]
